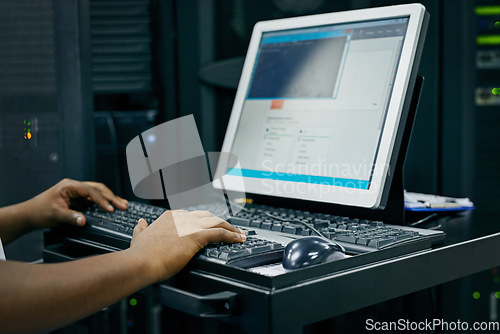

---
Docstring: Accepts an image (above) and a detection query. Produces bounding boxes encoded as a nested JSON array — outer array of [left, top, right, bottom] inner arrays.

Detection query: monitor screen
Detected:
[[215, 5, 427, 209]]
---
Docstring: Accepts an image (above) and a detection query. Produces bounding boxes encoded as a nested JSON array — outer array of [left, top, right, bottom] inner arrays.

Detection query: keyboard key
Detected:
[[117, 226, 129, 234], [250, 220, 262, 228], [356, 237, 371, 246], [219, 245, 231, 252], [208, 249, 220, 258], [312, 219, 330, 229], [249, 244, 273, 254], [395, 233, 413, 241], [271, 242, 284, 250], [368, 238, 395, 248], [335, 235, 357, 244], [228, 217, 251, 226], [282, 225, 297, 234], [300, 229, 312, 236], [219, 249, 251, 261], [271, 224, 283, 232], [218, 252, 230, 261], [94, 220, 121, 230], [321, 231, 335, 239], [261, 222, 272, 230]]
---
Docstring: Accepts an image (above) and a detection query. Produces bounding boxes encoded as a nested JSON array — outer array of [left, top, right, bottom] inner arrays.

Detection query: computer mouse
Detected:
[[282, 236, 346, 270]]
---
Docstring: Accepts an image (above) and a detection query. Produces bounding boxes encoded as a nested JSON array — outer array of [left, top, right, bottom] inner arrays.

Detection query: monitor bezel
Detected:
[[214, 4, 427, 209]]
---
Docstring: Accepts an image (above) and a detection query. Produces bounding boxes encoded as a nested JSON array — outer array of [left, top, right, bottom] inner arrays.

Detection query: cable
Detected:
[[234, 203, 344, 251], [409, 213, 438, 227], [263, 211, 326, 237], [237, 204, 324, 235]]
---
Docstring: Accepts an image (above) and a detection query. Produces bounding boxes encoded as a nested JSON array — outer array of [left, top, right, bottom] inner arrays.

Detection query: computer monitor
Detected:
[[214, 4, 428, 210]]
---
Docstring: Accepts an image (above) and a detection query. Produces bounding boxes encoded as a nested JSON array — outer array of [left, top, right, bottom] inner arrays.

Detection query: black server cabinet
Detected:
[[89, 0, 178, 202], [0, 0, 94, 261], [440, 0, 500, 325]]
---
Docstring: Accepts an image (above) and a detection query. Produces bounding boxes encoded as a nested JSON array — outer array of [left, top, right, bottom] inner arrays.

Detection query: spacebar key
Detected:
[[248, 245, 273, 254], [90, 220, 122, 231], [368, 238, 396, 249], [335, 235, 357, 244], [227, 217, 251, 226]]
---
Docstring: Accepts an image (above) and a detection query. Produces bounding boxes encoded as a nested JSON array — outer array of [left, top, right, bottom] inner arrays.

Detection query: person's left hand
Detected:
[[23, 178, 128, 230]]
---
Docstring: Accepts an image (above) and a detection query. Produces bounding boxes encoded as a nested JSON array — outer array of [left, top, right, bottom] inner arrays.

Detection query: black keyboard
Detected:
[[65, 201, 445, 269], [226, 204, 446, 254], [77, 202, 284, 268]]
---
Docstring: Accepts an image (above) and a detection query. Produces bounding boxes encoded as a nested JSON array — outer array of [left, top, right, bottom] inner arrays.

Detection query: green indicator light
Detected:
[[493, 88, 499, 95], [494, 276, 500, 283], [23, 120, 26, 125], [27, 121, 31, 126], [495, 292, 500, 299], [129, 298, 138, 307], [477, 35, 500, 45], [475, 6, 500, 16], [496, 21, 500, 29], [27, 129, 31, 133], [473, 292, 481, 299]]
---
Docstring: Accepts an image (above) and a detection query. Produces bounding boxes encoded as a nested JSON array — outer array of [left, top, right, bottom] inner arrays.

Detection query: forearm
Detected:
[[0, 201, 35, 244], [0, 249, 153, 333]]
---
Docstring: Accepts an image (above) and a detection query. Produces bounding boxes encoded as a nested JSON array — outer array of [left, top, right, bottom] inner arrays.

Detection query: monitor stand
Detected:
[[249, 76, 424, 226], [329, 75, 424, 225], [377, 75, 424, 225]]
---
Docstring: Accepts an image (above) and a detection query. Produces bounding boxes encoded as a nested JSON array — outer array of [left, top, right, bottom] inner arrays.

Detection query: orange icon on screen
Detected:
[[24, 132, 31, 140], [271, 100, 284, 109]]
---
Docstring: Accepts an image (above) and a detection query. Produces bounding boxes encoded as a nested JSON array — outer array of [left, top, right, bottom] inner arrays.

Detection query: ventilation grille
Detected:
[[89, 0, 152, 93], [0, 0, 56, 95]]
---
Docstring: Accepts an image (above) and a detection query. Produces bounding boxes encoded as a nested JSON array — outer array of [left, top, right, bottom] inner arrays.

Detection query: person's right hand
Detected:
[[127, 210, 246, 282]]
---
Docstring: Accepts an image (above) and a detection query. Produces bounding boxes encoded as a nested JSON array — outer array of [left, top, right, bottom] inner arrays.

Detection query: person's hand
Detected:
[[23, 178, 128, 230], [128, 210, 246, 282]]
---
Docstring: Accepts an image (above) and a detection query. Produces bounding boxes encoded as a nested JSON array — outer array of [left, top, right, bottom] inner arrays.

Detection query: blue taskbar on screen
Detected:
[[226, 168, 369, 190]]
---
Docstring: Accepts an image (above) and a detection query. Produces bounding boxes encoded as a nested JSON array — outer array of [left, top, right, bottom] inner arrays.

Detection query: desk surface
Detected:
[[44, 209, 500, 334]]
